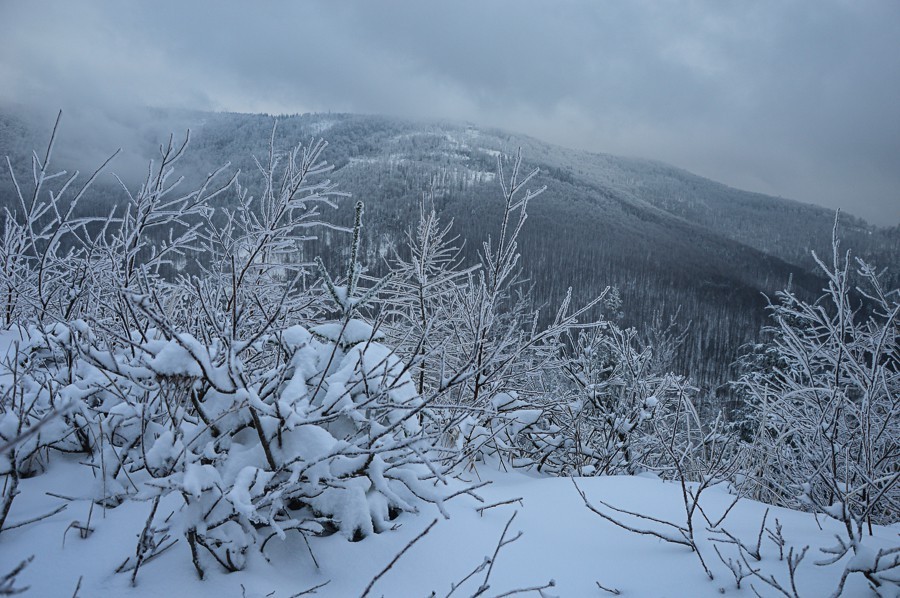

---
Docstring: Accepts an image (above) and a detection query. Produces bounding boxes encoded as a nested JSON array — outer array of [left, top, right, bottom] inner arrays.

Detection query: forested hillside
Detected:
[[1, 109, 897, 398]]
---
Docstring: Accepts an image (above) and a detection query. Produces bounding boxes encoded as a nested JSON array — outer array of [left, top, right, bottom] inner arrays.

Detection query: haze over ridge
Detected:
[[1, 0, 898, 224]]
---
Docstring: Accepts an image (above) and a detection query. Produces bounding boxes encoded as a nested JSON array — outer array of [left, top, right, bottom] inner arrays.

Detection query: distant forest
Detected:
[[2, 109, 898, 408]]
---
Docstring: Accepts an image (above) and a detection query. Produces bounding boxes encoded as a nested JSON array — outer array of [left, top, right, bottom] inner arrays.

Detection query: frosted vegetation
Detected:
[[3, 110, 898, 396], [0, 116, 897, 596]]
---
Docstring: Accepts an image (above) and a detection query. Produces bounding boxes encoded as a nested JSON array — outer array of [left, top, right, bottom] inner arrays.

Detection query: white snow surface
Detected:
[[2, 460, 895, 597], [311, 319, 384, 346]]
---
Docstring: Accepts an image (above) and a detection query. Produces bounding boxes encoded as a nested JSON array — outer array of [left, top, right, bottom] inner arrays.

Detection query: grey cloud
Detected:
[[1, 0, 897, 223]]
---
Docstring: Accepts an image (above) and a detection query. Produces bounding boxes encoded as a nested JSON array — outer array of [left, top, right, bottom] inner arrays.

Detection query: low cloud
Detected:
[[2, 0, 898, 223]]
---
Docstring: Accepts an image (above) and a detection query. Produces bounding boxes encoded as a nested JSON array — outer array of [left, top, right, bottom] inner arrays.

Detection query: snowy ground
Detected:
[[2, 458, 897, 597]]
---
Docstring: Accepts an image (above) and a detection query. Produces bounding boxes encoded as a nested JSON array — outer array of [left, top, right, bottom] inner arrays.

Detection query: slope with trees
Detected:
[[0, 115, 897, 597]]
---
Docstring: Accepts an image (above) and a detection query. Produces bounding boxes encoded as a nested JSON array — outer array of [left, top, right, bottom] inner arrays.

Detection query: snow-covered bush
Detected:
[[383, 152, 607, 471], [738, 222, 899, 526], [381, 191, 477, 397], [0, 119, 482, 583], [530, 322, 702, 477], [381, 157, 715, 479], [735, 220, 899, 592], [0, 323, 81, 535]]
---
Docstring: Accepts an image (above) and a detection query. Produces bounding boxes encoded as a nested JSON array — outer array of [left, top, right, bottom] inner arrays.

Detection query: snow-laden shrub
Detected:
[[738, 223, 899, 527], [0, 121, 482, 583], [1, 313, 468, 579], [379, 156, 711, 478], [733, 221, 899, 593], [521, 323, 699, 477], [383, 154, 609, 471]]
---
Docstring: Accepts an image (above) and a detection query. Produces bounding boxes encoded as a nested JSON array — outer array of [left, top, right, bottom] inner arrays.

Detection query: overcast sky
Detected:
[[1, 0, 898, 224]]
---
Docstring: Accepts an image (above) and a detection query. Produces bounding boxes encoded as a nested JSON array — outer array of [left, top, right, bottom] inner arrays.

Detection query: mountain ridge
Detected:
[[1, 108, 897, 397]]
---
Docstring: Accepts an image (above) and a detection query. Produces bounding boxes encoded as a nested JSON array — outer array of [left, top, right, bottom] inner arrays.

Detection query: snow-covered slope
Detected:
[[2, 459, 895, 597]]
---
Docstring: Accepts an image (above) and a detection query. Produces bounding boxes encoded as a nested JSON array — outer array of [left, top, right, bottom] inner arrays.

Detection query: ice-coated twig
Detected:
[[491, 580, 556, 597], [0, 503, 67, 532], [476, 497, 524, 516], [595, 581, 621, 595], [473, 511, 523, 597], [712, 544, 752, 590], [288, 580, 331, 597], [359, 518, 438, 598], [742, 544, 808, 598], [766, 518, 786, 561], [572, 479, 691, 548], [709, 508, 768, 561], [0, 556, 32, 596]]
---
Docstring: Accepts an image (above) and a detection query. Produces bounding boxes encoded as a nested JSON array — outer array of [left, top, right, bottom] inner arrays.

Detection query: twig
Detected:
[[491, 579, 556, 597], [359, 518, 438, 598], [289, 580, 331, 596], [572, 479, 691, 548], [44, 492, 78, 502], [474, 511, 522, 597], [1, 503, 67, 532], [115, 539, 178, 574], [0, 556, 32, 596], [712, 544, 751, 590], [444, 558, 489, 598], [477, 498, 524, 516], [595, 581, 621, 595], [766, 518, 786, 561], [742, 544, 808, 598]]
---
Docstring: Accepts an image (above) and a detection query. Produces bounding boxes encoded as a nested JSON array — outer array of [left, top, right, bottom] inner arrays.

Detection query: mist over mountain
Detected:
[[2, 108, 897, 398]]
